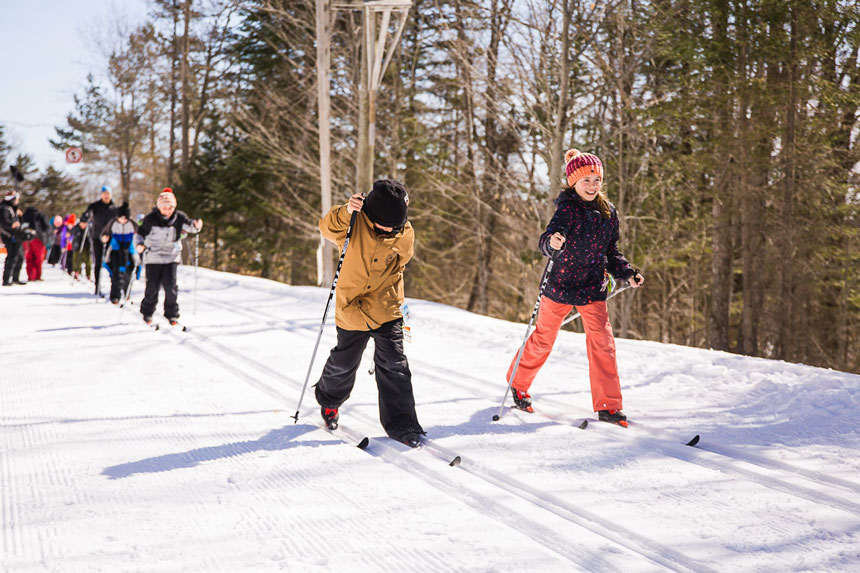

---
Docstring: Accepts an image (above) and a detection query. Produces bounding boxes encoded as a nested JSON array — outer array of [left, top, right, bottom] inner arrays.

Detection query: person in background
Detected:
[[136, 188, 202, 325], [47, 215, 63, 266], [101, 202, 140, 304], [1, 189, 24, 286], [71, 218, 93, 282], [81, 185, 117, 295], [59, 214, 77, 275], [21, 207, 51, 282]]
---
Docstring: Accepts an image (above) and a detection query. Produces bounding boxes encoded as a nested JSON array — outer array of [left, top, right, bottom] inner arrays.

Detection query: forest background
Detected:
[[1, 0, 859, 373]]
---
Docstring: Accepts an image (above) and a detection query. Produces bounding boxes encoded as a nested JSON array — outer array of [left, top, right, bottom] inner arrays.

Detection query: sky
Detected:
[[0, 0, 149, 174]]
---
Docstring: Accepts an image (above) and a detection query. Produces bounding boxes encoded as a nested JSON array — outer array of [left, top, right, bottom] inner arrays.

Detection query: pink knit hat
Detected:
[[564, 149, 603, 186], [157, 188, 177, 208]]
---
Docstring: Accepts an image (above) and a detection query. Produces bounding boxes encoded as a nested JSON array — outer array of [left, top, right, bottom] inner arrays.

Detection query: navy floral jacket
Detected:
[[538, 190, 635, 306]]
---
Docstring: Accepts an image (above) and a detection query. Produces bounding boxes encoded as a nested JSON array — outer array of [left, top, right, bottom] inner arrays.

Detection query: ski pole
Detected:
[[492, 247, 560, 421], [193, 233, 199, 315], [292, 209, 359, 423], [79, 221, 89, 253], [118, 262, 137, 319], [97, 242, 107, 296], [560, 283, 632, 328]]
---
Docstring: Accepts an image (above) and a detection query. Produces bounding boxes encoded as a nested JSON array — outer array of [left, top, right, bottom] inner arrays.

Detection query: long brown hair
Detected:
[[562, 186, 612, 220]]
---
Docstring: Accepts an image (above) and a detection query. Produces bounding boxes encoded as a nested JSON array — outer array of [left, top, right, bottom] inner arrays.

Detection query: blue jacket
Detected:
[[538, 190, 635, 306]]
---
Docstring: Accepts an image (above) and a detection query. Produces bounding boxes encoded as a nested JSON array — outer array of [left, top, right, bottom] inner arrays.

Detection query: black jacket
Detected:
[[538, 190, 635, 306], [0, 200, 20, 244], [82, 199, 117, 235], [22, 207, 52, 244]]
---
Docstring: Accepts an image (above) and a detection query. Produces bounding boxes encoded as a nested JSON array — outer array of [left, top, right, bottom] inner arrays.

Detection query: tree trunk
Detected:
[[707, 0, 733, 351], [180, 0, 192, 173], [777, 2, 798, 359], [548, 0, 573, 198]]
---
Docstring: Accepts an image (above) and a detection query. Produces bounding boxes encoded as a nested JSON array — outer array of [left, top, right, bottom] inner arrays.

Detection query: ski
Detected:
[[334, 421, 461, 466], [166, 320, 189, 332], [415, 437, 462, 467], [686, 435, 700, 447], [325, 426, 370, 449]]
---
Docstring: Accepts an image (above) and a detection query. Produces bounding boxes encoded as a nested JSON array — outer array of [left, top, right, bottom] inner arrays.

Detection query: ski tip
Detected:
[[578, 419, 589, 430], [449, 456, 461, 467], [182, 326, 188, 332], [154, 324, 160, 331], [686, 435, 701, 447], [357, 437, 370, 450]]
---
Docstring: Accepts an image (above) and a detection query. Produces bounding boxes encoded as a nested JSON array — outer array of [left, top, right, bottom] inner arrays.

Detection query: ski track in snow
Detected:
[[2, 264, 860, 571]]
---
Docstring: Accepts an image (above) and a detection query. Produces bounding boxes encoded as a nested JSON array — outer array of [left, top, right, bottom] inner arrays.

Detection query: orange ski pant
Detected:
[[506, 296, 623, 412]]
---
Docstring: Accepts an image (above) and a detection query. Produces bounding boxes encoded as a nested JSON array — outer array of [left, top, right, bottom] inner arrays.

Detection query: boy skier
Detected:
[[315, 179, 424, 447], [136, 188, 202, 324], [100, 202, 140, 304]]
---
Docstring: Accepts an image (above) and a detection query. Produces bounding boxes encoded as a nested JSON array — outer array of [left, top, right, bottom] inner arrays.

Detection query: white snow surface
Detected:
[[1, 264, 859, 572]]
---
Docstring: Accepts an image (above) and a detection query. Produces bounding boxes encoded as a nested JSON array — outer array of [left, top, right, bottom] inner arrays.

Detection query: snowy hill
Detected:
[[2, 263, 859, 572]]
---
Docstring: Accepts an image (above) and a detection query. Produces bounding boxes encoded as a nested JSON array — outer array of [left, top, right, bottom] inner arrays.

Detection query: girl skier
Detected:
[[506, 149, 644, 426]]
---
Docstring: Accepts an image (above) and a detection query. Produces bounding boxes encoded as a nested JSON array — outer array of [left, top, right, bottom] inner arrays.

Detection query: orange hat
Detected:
[[564, 149, 603, 187]]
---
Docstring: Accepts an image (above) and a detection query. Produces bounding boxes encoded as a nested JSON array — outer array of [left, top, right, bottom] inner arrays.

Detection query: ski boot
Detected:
[[598, 409, 628, 427], [511, 388, 534, 413], [143, 315, 153, 325], [321, 407, 339, 430], [395, 431, 422, 449]]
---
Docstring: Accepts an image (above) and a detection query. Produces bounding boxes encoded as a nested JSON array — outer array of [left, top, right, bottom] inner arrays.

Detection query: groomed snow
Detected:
[[1, 263, 859, 572]]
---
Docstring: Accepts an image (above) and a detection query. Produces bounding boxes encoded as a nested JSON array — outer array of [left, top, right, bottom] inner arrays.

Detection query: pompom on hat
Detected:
[[118, 201, 131, 218], [157, 188, 177, 209], [564, 149, 603, 187]]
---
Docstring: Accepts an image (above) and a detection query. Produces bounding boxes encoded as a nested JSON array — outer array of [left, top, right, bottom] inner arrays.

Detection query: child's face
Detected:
[[574, 175, 602, 202], [118, 216, 128, 224], [158, 204, 175, 217]]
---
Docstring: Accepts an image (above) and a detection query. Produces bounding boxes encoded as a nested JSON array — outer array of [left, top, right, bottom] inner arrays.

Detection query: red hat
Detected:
[[564, 149, 603, 187], [66, 213, 77, 225]]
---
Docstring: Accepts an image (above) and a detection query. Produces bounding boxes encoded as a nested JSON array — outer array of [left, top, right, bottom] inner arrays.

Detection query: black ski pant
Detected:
[[2, 238, 23, 285], [315, 319, 423, 440], [93, 243, 106, 294], [109, 267, 133, 302], [140, 262, 179, 319]]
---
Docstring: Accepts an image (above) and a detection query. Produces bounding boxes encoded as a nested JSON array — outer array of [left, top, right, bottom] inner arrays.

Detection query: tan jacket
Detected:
[[319, 205, 414, 331]]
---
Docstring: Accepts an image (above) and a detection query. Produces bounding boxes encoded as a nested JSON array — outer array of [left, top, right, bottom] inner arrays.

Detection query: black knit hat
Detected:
[[118, 201, 131, 218], [362, 179, 409, 228]]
